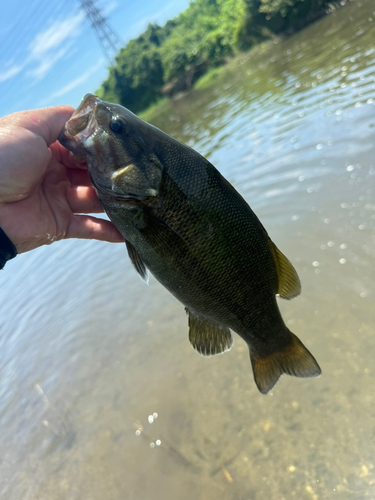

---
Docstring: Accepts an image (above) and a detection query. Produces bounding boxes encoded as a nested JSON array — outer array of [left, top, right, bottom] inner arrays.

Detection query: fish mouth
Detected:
[[58, 93, 100, 155]]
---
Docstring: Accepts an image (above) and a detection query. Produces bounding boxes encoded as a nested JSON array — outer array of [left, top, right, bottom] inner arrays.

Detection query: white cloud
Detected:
[[0, 64, 24, 82], [29, 12, 85, 58], [30, 47, 71, 81], [47, 58, 105, 100], [3, 4, 117, 85], [100, 0, 118, 16], [26, 11, 86, 81]]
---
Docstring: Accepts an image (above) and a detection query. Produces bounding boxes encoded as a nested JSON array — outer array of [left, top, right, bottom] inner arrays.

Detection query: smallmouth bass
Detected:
[[59, 94, 321, 394]]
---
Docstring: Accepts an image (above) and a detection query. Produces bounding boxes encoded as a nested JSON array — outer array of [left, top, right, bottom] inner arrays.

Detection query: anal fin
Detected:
[[125, 240, 149, 284], [186, 309, 233, 357]]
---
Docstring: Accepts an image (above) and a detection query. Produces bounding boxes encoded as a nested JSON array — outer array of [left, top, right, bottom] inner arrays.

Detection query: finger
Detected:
[[52, 141, 88, 170], [49, 142, 92, 186], [66, 214, 124, 243], [67, 186, 104, 214], [66, 168, 93, 188], [69, 151, 87, 169], [2, 106, 75, 147]]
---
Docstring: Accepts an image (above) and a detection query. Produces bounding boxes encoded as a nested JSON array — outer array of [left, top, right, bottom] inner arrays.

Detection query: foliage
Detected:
[[258, 0, 330, 32], [97, 0, 332, 113], [97, 24, 165, 113]]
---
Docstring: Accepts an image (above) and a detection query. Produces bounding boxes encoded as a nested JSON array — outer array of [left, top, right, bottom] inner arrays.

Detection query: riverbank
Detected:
[[140, 0, 351, 122], [139, 39, 276, 122], [98, 0, 349, 117]]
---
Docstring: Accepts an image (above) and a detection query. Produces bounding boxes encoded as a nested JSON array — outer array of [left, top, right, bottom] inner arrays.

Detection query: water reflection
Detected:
[[0, 0, 375, 498]]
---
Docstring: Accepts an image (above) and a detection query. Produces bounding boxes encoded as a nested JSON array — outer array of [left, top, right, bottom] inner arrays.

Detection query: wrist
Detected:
[[0, 227, 17, 269], [0, 203, 53, 254], [0, 204, 23, 254]]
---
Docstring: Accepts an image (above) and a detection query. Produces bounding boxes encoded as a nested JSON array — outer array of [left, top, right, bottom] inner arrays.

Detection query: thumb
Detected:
[[1, 105, 75, 147]]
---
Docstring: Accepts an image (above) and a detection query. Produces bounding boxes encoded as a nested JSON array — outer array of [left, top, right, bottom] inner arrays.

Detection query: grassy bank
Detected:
[[98, 0, 343, 117]]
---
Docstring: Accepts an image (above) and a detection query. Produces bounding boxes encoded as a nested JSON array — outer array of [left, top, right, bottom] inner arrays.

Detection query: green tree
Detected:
[[97, 24, 165, 112], [97, 0, 333, 114]]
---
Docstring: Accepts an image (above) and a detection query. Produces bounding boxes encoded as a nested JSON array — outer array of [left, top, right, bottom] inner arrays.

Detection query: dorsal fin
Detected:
[[125, 240, 149, 284], [268, 240, 301, 299], [186, 309, 233, 357]]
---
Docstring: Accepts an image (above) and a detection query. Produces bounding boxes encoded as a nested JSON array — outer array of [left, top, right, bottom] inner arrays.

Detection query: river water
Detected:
[[1, 1, 374, 498]]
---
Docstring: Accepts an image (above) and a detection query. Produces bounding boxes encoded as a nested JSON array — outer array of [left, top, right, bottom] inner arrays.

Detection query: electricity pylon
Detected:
[[80, 0, 123, 63]]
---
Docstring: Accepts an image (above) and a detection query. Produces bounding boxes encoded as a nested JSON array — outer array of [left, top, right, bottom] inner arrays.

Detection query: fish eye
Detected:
[[109, 117, 125, 134]]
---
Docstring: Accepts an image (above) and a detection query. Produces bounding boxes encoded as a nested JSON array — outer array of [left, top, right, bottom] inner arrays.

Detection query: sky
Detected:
[[0, 0, 191, 117]]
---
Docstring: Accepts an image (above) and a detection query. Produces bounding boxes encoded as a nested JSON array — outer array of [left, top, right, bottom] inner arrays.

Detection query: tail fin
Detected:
[[250, 332, 321, 394]]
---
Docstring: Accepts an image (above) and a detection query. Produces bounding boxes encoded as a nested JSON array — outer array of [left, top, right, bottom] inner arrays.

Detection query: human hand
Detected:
[[0, 105, 124, 254]]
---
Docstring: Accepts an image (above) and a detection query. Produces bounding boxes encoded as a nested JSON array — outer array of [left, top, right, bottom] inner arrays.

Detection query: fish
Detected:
[[59, 93, 321, 394]]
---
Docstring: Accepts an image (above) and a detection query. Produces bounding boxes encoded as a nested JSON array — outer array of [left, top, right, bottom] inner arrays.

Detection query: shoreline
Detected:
[[138, 0, 351, 123]]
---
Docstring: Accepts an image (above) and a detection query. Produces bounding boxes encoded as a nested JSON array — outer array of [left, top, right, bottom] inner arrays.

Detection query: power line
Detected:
[[0, 0, 53, 61], [0, 0, 122, 107], [0, 0, 83, 67], [0, 0, 83, 102]]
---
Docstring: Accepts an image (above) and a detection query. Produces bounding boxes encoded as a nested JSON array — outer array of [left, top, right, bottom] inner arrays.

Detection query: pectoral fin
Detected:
[[186, 309, 233, 356], [125, 240, 149, 284], [268, 240, 301, 299]]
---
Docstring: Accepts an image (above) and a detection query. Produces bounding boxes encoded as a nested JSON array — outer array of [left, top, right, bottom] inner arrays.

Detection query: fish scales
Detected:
[[59, 93, 321, 394]]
